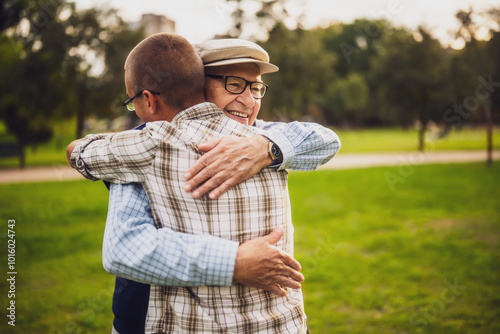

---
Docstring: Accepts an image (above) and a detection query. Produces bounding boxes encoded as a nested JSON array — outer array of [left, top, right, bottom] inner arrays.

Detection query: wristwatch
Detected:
[[267, 139, 283, 164]]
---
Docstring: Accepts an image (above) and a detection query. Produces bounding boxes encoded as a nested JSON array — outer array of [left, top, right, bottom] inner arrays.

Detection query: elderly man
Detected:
[[68, 35, 340, 333]]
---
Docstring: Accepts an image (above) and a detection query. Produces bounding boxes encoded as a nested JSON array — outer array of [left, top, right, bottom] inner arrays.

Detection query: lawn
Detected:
[[336, 127, 500, 153], [0, 163, 499, 333], [1, 124, 499, 168]]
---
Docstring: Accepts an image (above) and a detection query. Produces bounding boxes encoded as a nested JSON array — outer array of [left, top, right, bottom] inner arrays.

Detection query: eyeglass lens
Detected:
[[225, 76, 266, 98]]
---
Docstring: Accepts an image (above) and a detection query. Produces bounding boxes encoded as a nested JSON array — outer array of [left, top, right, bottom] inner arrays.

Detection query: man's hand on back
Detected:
[[233, 226, 304, 297], [184, 135, 272, 199]]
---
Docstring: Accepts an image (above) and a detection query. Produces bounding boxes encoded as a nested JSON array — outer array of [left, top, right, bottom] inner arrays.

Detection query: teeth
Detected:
[[227, 111, 248, 118]]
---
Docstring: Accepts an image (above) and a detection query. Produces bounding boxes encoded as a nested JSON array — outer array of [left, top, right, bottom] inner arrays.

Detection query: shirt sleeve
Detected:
[[70, 128, 158, 184], [254, 119, 341, 171], [102, 182, 239, 286]]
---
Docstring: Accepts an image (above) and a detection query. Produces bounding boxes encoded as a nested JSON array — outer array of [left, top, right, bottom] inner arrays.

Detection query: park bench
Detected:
[[0, 142, 25, 168]]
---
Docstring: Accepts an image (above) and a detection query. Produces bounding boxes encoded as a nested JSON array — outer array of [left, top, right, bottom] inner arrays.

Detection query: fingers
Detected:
[[184, 152, 227, 195], [280, 251, 302, 272], [185, 160, 256, 199], [191, 173, 231, 199], [185, 168, 222, 197], [185, 136, 269, 199], [197, 138, 221, 152], [184, 153, 214, 181], [261, 284, 288, 297], [266, 256, 304, 284], [207, 178, 238, 200], [184, 140, 235, 194], [185, 138, 227, 181], [280, 266, 304, 284], [273, 275, 302, 290]]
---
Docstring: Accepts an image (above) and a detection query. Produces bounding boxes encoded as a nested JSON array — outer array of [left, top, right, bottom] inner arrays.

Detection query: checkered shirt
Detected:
[[71, 102, 307, 333]]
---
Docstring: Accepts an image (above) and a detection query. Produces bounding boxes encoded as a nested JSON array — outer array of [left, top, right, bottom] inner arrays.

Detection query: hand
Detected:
[[233, 226, 304, 297], [184, 135, 272, 199]]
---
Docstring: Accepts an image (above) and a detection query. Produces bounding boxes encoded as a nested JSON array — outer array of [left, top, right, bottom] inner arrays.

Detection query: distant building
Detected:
[[131, 14, 176, 36]]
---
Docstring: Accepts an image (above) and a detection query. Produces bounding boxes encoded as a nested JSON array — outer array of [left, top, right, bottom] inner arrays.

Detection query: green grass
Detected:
[[1, 124, 499, 168], [0, 180, 112, 334], [290, 163, 500, 333], [336, 127, 500, 153], [0, 119, 77, 168], [0, 163, 499, 333]]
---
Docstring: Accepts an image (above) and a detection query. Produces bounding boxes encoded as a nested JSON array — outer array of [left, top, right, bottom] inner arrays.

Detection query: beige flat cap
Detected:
[[194, 39, 279, 74]]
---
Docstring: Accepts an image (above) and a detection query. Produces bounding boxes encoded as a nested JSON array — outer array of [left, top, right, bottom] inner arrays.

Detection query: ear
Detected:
[[143, 90, 160, 114]]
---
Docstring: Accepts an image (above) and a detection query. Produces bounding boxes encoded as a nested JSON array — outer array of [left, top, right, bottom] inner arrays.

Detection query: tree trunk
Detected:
[[76, 107, 85, 139], [19, 142, 25, 169], [418, 88, 429, 152], [485, 99, 493, 167], [418, 120, 427, 152]]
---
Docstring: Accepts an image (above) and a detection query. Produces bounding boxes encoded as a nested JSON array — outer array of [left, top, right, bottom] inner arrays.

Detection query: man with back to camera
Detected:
[[68, 35, 340, 333]]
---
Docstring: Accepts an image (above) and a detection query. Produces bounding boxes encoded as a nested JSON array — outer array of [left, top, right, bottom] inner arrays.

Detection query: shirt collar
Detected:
[[172, 102, 224, 122]]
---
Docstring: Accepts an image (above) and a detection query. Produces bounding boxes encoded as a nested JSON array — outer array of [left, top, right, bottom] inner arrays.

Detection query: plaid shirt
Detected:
[[71, 102, 307, 333]]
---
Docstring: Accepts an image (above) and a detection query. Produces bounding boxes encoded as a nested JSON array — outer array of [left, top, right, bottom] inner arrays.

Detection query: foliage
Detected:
[[223, 0, 296, 40], [256, 6, 500, 135], [1, 1, 500, 158], [0, 0, 144, 152], [320, 19, 391, 79], [373, 27, 455, 150], [0, 163, 499, 332], [325, 72, 369, 127], [261, 24, 337, 122]]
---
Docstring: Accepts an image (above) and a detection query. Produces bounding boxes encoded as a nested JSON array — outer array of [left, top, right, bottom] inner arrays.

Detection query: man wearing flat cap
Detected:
[[68, 34, 340, 333]]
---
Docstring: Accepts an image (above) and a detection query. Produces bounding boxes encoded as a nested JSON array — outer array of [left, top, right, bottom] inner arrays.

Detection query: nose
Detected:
[[235, 85, 255, 108]]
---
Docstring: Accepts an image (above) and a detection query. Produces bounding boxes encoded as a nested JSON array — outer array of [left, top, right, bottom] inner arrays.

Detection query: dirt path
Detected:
[[0, 150, 499, 184], [318, 150, 500, 170]]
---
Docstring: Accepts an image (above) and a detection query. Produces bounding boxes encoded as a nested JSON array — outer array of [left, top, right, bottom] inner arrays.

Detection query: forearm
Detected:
[[255, 119, 341, 171], [69, 131, 154, 183], [104, 225, 238, 286], [103, 183, 238, 286]]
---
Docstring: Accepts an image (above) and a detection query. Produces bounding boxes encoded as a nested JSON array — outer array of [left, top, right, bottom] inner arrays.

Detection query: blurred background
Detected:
[[0, 0, 499, 333], [0, 0, 499, 164]]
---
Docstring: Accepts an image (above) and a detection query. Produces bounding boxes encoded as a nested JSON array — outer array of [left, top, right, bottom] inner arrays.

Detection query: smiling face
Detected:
[[204, 63, 263, 126]]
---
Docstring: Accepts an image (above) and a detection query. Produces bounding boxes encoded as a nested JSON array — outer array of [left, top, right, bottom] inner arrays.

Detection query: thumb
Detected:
[[198, 138, 222, 152], [264, 226, 284, 245]]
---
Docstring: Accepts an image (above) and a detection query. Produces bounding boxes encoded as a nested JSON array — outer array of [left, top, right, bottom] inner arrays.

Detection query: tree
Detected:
[[319, 19, 393, 126], [485, 6, 500, 165], [0, 0, 144, 153], [223, 0, 297, 40], [62, 8, 144, 137], [320, 19, 392, 78], [373, 27, 453, 151], [1, 0, 69, 151], [453, 6, 498, 165], [260, 24, 337, 123], [324, 73, 369, 127]]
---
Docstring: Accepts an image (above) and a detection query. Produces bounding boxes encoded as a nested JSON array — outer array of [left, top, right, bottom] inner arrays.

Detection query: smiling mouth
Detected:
[[226, 110, 249, 118]]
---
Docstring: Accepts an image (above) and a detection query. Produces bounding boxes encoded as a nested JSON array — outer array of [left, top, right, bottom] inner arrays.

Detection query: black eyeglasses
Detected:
[[205, 74, 268, 99], [123, 90, 160, 112]]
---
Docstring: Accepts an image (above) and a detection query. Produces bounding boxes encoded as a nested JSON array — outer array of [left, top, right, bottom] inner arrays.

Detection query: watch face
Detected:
[[271, 144, 282, 158]]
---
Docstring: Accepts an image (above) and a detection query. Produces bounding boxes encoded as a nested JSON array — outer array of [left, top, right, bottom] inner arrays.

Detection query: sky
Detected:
[[73, 0, 498, 47]]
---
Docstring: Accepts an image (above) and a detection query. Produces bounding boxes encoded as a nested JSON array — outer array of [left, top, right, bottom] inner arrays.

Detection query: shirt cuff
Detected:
[[254, 128, 295, 170], [202, 237, 239, 286], [70, 134, 109, 181]]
